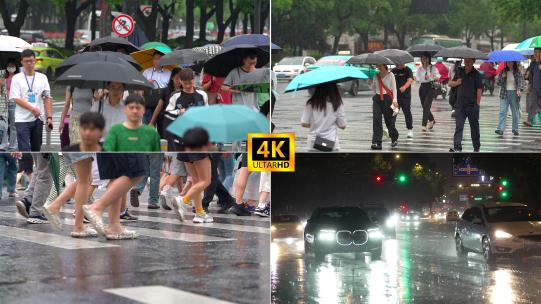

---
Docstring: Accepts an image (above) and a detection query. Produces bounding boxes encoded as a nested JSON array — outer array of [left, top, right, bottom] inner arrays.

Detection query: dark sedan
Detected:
[[304, 206, 383, 261]]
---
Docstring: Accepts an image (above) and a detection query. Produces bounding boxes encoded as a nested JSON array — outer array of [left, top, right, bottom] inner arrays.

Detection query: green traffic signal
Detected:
[[397, 173, 407, 184], [500, 191, 509, 199], [501, 179, 508, 186]]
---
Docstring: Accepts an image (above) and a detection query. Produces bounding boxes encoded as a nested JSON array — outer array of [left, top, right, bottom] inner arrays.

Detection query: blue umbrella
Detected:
[[485, 50, 526, 62], [166, 105, 270, 143], [516, 37, 534, 55], [222, 34, 281, 51], [285, 66, 368, 93]]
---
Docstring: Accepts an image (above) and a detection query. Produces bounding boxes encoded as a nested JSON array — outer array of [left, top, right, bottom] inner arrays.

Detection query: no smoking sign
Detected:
[[112, 14, 134, 37]]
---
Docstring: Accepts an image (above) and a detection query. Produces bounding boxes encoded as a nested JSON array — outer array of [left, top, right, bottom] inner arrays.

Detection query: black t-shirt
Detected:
[[162, 89, 205, 111], [391, 66, 413, 98], [456, 67, 483, 105]]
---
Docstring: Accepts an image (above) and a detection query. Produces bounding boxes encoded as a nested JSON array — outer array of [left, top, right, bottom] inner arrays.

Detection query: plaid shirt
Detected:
[[496, 68, 524, 100]]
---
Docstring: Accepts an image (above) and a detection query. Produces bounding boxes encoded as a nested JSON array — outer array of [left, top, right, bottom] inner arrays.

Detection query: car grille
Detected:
[[519, 235, 541, 242], [352, 230, 368, 245], [336, 231, 352, 245]]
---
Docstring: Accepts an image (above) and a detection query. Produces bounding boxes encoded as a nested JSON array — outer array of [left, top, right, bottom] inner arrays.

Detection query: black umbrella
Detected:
[[346, 53, 394, 65], [434, 46, 487, 60], [157, 49, 210, 67], [56, 61, 153, 90], [374, 49, 414, 65], [406, 44, 444, 57], [83, 36, 140, 53], [203, 44, 269, 77], [55, 51, 142, 77]]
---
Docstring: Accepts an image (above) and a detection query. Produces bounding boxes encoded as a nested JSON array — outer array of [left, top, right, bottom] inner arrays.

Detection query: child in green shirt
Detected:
[[104, 94, 160, 152]]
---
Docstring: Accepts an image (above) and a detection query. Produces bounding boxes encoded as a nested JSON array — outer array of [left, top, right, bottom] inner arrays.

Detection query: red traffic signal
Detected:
[[497, 185, 504, 192], [375, 175, 383, 182]]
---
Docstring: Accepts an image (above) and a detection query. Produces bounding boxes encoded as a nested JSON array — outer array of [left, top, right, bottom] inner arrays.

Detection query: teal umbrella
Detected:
[[516, 37, 535, 55], [141, 41, 172, 54], [166, 105, 270, 142], [285, 66, 368, 93], [47, 153, 60, 195]]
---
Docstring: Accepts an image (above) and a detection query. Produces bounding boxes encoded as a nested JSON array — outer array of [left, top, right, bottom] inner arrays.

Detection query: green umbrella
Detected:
[[166, 105, 270, 143], [47, 153, 61, 195], [141, 41, 172, 54], [528, 36, 541, 49]]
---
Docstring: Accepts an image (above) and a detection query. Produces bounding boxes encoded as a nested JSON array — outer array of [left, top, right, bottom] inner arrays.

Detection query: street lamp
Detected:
[[395, 154, 401, 160], [458, 184, 463, 188]]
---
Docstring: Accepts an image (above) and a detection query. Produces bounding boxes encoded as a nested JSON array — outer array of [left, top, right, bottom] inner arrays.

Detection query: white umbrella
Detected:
[[0, 35, 31, 49]]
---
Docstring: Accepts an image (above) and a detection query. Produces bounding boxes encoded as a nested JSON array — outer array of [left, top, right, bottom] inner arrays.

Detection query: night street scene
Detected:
[[272, 0, 541, 152], [271, 153, 541, 303]]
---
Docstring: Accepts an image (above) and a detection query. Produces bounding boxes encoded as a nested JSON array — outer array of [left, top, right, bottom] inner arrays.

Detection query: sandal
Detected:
[[105, 229, 138, 240], [82, 205, 106, 236], [42, 204, 63, 231], [71, 227, 98, 238]]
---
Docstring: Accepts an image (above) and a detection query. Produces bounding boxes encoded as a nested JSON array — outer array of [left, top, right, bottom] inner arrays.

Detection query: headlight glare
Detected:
[[495, 230, 512, 239], [368, 228, 384, 239], [318, 229, 336, 241]]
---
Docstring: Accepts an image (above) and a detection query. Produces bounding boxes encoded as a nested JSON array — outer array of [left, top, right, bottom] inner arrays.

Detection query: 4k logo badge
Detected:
[[247, 133, 295, 172]]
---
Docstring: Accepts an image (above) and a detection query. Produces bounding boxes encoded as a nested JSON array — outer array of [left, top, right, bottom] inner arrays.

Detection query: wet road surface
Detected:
[[274, 82, 541, 152], [0, 188, 270, 304], [271, 219, 541, 303]]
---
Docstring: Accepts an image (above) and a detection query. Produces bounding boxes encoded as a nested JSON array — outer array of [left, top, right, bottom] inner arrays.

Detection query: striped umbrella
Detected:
[[192, 44, 222, 57]]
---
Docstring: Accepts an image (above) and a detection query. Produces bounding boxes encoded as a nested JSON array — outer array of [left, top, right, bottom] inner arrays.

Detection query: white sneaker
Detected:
[[171, 197, 186, 222], [193, 213, 214, 223], [407, 130, 413, 138]]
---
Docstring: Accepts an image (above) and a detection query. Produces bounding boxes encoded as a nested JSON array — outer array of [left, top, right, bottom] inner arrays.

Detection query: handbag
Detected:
[[313, 136, 334, 152]]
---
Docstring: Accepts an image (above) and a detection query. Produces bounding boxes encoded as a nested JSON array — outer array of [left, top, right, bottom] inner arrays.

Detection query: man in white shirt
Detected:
[[142, 52, 171, 124], [10, 49, 53, 151], [90, 82, 127, 139]]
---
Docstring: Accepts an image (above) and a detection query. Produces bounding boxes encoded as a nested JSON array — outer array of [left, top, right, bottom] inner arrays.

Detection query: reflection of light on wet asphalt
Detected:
[[490, 269, 515, 304], [317, 264, 339, 304], [368, 239, 399, 303]]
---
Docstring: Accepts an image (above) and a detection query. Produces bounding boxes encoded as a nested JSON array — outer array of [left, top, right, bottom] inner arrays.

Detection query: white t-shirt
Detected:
[[9, 71, 50, 123], [90, 97, 126, 138], [301, 102, 346, 151], [506, 71, 516, 90]]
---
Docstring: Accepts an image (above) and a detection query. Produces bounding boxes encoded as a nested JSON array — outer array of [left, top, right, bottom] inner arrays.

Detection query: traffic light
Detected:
[[497, 186, 504, 192], [501, 179, 508, 186], [397, 173, 408, 184], [501, 191, 509, 199], [497, 178, 509, 199], [375, 175, 383, 184]]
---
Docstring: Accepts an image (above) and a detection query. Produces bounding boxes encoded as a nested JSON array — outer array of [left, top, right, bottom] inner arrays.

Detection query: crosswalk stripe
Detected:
[[104, 285, 236, 304], [60, 207, 269, 235], [129, 204, 270, 222], [0, 213, 118, 249]]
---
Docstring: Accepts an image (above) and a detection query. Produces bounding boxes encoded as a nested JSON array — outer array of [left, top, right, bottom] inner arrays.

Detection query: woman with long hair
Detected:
[[415, 53, 440, 131], [495, 61, 524, 136], [150, 67, 181, 137], [300, 82, 346, 151], [3, 58, 19, 150]]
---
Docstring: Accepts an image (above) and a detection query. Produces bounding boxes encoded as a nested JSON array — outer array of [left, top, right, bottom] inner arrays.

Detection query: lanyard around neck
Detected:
[[23, 71, 35, 92]]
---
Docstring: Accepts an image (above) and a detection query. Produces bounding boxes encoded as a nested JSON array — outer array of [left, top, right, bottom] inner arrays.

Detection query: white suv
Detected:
[[273, 56, 316, 81]]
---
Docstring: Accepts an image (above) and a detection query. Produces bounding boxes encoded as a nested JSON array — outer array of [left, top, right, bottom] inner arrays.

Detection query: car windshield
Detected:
[[32, 50, 41, 56], [272, 215, 300, 223], [363, 207, 389, 221], [316, 57, 348, 66], [315, 208, 370, 222], [278, 57, 303, 65], [484, 207, 541, 222]]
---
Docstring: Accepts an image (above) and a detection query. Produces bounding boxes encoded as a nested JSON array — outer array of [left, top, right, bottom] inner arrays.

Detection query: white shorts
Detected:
[[91, 158, 108, 187]]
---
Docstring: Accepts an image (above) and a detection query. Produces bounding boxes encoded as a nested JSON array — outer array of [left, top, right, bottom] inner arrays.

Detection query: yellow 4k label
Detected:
[[247, 133, 295, 172]]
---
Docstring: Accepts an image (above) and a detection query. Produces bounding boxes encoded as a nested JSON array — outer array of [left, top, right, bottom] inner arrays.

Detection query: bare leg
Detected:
[[106, 197, 123, 234], [88, 176, 140, 216], [72, 159, 92, 232], [234, 167, 250, 204], [47, 182, 76, 214], [184, 158, 211, 211]]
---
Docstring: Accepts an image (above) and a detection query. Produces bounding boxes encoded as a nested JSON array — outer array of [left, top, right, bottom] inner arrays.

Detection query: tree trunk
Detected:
[[230, 12, 238, 37], [0, 0, 29, 37], [383, 25, 388, 49], [242, 13, 248, 34], [185, 0, 194, 48], [215, 0, 225, 42], [199, 4, 207, 41], [332, 33, 341, 54], [64, 0, 93, 50], [99, 1, 111, 38], [91, 0, 96, 40], [158, 2, 175, 44], [131, 0, 159, 41]]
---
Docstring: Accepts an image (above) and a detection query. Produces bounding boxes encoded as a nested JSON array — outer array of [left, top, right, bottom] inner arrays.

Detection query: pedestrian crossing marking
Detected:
[[104, 285, 236, 304]]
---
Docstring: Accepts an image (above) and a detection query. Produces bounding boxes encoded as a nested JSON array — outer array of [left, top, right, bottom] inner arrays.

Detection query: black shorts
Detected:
[[177, 153, 209, 163], [18, 153, 33, 174], [97, 153, 147, 180]]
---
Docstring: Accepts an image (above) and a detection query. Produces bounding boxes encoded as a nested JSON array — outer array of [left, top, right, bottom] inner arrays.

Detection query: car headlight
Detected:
[[494, 230, 513, 239], [406, 215, 411, 220], [414, 215, 419, 220], [368, 228, 383, 239], [318, 229, 336, 241], [296, 224, 303, 231], [385, 218, 396, 228], [271, 226, 277, 231]]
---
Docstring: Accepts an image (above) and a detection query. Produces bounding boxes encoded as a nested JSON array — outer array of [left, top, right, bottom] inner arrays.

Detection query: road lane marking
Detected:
[[104, 285, 236, 304]]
